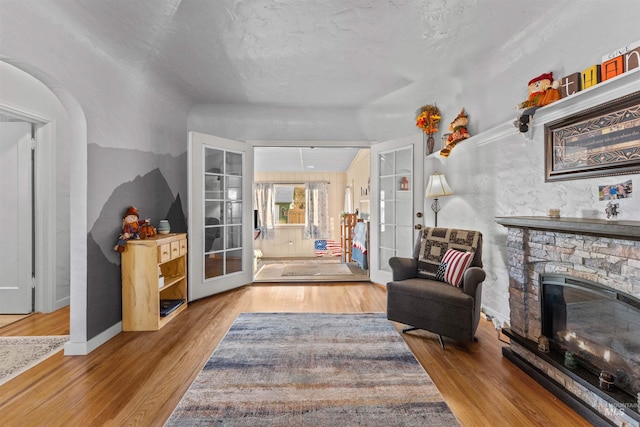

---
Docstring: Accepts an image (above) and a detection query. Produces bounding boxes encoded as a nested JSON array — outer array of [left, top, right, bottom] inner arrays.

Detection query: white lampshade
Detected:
[[425, 173, 453, 199]]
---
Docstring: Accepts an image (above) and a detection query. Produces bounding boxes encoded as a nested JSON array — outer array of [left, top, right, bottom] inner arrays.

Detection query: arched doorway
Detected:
[[0, 59, 89, 354]]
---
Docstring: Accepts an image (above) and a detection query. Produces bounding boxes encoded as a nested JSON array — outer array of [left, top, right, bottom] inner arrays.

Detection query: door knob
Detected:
[[414, 224, 423, 230], [416, 212, 423, 218]]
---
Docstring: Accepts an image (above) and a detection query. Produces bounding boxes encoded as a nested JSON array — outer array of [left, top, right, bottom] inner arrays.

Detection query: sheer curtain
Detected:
[[254, 183, 276, 239], [304, 182, 330, 239], [344, 184, 353, 213]]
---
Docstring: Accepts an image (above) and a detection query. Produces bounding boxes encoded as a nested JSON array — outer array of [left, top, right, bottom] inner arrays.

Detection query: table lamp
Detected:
[[425, 172, 453, 227]]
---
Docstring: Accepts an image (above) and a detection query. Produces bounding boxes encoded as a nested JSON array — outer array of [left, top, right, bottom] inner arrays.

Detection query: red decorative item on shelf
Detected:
[[400, 177, 409, 191]]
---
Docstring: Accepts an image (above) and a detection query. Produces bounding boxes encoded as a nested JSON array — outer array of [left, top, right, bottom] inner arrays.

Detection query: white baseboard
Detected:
[[481, 306, 510, 330], [54, 297, 70, 311], [63, 321, 122, 355]]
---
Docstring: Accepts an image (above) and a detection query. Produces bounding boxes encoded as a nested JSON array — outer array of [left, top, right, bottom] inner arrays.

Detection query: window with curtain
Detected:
[[274, 184, 306, 224], [303, 182, 330, 239], [254, 183, 276, 239]]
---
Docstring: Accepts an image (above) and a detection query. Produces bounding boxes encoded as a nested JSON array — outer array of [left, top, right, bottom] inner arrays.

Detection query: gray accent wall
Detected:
[[87, 145, 187, 339]]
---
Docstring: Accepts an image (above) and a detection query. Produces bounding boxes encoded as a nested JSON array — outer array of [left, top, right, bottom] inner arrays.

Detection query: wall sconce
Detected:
[[425, 172, 453, 227]]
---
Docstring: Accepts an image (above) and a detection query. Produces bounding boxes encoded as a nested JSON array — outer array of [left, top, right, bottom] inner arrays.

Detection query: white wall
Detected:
[[427, 70, 640, 327], [188, 104, 367, 142], [345, 149, 371, 219]]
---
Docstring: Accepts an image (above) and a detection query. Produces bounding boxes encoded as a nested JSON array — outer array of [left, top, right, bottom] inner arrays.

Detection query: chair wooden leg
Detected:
[[438, 334, 445, 349]]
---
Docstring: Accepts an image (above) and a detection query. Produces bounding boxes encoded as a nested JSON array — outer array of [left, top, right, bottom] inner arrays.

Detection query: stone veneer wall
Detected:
[[506, 227, 640, 426], [506, 227, 640, 342]]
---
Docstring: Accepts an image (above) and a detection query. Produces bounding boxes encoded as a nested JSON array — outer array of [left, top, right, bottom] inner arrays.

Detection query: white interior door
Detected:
[[188, 131, 254, 301], [0, 122, 33, 313], [369, 133, 424, 286]]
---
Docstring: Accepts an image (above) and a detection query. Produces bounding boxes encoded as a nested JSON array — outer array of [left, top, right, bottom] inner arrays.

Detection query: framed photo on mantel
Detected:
[[545, 91, 640, 182]]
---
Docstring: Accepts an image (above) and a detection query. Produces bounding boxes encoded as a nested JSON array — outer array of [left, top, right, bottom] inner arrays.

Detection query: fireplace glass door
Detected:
[[541, 274, 640, 397]]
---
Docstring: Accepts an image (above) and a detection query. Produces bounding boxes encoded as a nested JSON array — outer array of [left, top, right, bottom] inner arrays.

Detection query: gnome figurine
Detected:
[[114, 206, 150, 252]]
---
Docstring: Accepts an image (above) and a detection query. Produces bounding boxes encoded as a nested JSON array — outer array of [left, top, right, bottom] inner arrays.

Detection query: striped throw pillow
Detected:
[[440, 249, 474, 287]]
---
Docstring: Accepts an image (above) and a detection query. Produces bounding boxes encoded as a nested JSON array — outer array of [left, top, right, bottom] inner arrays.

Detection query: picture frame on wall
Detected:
[[544, 91, 640, 182]]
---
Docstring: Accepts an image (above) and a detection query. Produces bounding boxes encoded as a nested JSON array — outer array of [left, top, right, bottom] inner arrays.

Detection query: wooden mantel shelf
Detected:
[[495, 216, 640, 240]]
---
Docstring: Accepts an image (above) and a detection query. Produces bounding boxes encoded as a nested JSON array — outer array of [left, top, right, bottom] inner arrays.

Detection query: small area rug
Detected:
[[0, 335, 69, 386], [166, 313, 459, 426], [281, 263, 353, 276]]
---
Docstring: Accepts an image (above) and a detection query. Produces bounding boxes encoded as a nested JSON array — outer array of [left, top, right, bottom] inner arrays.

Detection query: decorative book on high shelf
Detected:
[[121, 233, 188, 331]]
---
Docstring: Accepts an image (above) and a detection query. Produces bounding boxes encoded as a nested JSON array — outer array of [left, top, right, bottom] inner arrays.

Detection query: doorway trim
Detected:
[[0, 102, 58, 313]]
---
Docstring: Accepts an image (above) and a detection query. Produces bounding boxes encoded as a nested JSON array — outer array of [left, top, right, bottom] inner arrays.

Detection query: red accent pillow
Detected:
[[440, 249, 474, 287]]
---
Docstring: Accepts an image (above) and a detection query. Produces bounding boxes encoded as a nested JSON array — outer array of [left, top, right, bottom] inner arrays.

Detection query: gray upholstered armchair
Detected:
[[386, 227, 486, 348]]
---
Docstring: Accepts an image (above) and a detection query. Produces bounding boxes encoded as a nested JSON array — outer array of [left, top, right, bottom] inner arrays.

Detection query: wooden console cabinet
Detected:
[[122, 233, 188, 331]]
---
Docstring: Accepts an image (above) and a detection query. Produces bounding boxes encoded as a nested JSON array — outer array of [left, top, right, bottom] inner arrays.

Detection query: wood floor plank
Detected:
[[0, 283, 590, 426]]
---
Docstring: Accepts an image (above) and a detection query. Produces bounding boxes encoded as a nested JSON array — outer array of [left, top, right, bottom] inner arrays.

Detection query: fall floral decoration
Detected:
[[415, 104, 441, 154], [416, 105, 441, 133]]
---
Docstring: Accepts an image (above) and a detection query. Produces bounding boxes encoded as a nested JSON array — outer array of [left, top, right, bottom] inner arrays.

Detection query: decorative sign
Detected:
[[581, 64, 601, 90], [545, 91, 640, 182], [602, 40, 640, 62], [559, 73, 581, 98], [558, 39, 640, 100]]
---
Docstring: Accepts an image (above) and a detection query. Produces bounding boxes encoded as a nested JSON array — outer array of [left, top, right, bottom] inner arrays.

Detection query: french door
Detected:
[[188, 131, 254, 301], [369, 134, 424, 286]]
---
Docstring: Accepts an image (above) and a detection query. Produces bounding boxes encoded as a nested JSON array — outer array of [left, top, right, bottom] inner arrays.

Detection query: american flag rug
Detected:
[[314, 239, 342, 257]]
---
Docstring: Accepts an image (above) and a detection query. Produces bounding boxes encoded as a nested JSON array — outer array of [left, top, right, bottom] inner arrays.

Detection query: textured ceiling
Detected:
[[43, 0, 571, 108], [5, 0, 635, 170]]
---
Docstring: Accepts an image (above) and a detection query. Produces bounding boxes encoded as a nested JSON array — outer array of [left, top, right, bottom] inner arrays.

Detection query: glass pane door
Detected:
[[204, 147, 244, 279], [378, 146, 414, 272], [369, 133, 422, 286], [189, 131, 253, 301]]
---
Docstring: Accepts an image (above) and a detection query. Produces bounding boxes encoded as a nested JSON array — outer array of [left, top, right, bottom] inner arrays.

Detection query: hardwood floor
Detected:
[[0, 314, 32, 328], [0, 283, 590, 427]]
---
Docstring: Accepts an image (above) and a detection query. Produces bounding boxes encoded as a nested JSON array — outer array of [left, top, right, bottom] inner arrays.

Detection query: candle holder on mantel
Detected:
[[599, 370, 615, 391], [537, 336, 550, 353], [564, 351, 578, 369]]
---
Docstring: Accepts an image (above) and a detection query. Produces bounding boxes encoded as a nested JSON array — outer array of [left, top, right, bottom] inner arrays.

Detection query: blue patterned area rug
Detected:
[[166, 313, 459, 426]]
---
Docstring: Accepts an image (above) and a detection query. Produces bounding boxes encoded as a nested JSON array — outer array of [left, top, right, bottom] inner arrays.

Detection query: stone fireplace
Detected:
[[496, 216, 640, 427]]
